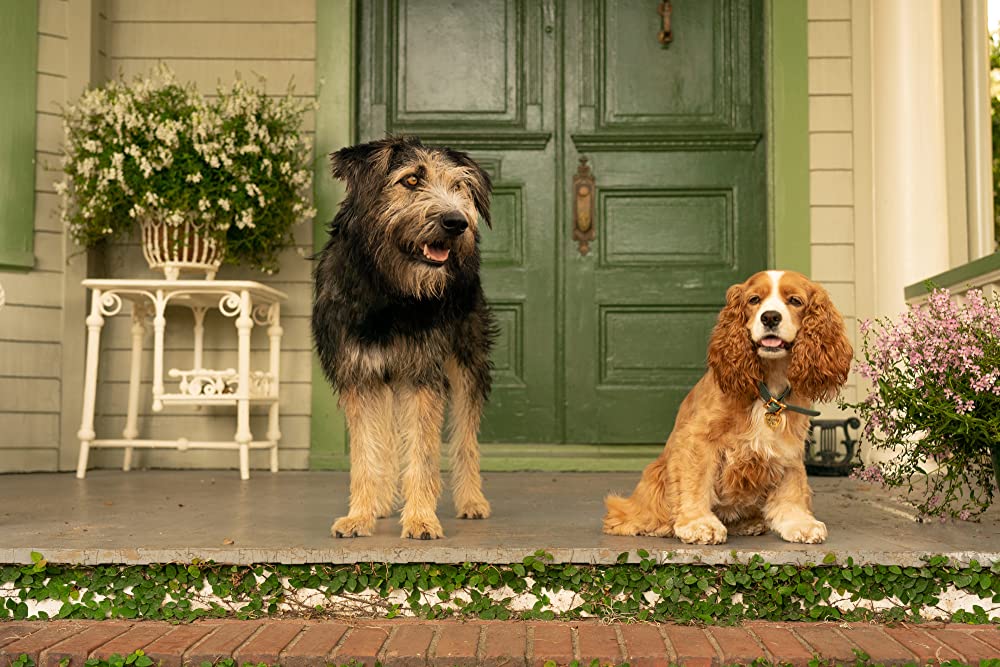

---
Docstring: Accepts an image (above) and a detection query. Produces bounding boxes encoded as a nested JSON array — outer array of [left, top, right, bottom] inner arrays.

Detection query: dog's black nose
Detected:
[[440, 212, 468, 236], [760, 310, 782, 328]]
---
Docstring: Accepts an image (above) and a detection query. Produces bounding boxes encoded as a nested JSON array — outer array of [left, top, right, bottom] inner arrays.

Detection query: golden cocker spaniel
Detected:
[[603, 270, 853, 544]]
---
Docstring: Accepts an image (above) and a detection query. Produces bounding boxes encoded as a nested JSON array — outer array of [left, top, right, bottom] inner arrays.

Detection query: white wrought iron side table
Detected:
[[76, 279, 287, 480]]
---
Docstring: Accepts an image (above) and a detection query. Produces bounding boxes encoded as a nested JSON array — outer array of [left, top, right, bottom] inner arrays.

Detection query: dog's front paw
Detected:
[[456, 494, 491, 520], [401, 516, 445, 540], [331, 515, 375, 538], [778, 518, 827, 544], [674, 516, 728, 545]]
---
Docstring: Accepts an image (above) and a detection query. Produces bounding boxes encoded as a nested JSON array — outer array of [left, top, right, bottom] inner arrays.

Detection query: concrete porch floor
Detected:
[[0, 471, 997, 566]]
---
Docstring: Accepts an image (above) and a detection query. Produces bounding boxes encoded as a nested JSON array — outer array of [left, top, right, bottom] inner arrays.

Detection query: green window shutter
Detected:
[[0, 0, 39, 270]]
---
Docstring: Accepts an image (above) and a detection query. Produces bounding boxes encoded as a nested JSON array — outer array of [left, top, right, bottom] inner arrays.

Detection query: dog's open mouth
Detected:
[[757, 335, 792, 352], [419, 242, 450, 266]]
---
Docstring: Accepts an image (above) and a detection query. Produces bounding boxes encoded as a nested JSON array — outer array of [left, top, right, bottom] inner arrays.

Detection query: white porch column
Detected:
[[963, 0, 996, 259], [871, 0, 951, 316]]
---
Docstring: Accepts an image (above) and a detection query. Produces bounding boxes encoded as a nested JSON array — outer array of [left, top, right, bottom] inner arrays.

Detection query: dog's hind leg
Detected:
[[331, 386, 396, 538], [445, 357, 491, 520], [397, 383, 447, 539]]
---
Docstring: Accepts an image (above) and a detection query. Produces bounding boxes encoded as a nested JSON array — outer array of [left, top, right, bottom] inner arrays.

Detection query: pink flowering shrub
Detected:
[[843, 287, 1000, 519]]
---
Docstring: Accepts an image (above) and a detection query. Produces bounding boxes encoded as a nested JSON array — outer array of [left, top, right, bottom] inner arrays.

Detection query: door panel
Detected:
[[354, 0, 766, 446], [357, 0, 559, 442], [562, 0, 766, 443]]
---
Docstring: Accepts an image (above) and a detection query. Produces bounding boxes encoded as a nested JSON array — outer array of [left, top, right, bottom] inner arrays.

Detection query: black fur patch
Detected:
[[312, 136, 495, 401]]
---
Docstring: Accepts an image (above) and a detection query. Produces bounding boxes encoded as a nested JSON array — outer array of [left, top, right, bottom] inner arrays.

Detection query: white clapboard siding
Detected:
[[86, 0, 318, 471], [808, 3, 857, 417], [0, 0, 68, 471]]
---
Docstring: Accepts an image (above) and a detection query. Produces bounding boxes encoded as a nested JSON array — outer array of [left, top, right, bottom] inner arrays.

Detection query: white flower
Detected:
[[186, 172, 203, 184], [218, 198, 231, 212]]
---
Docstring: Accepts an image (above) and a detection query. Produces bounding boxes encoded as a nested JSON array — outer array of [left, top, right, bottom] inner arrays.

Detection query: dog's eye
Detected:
[[748, 295, 761, 305], [788, 296, 804, 307], [401, 175, 419, 188]]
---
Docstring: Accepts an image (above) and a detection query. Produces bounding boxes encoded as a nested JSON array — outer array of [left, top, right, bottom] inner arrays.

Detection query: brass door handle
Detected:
[[658, 0, 673, 47], [573, 157, 595, 255]]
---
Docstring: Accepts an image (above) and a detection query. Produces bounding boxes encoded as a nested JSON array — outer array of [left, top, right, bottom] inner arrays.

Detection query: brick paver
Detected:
[[840, 624, 917, 665], [748, 623, 813, 667], [481, 621, 527, 667], [381, 624, 436, 667], [620, 623, 671, 667], [793, 624, 857, 663], [431, 622, 480, 667], [90, 623, 173, 661], [883, 626, 964, 664], [933, 627, 1000, 663], [662, 625, 718, 667], [0, 619, 997, 666], [331, 624, 390, 666], [279, 622, 350, 667], [234, 621, 304, 665], [575, 623, 621, 665], [142, 624, 218, 667], [707, 626, 763, 666], [181, 620, 261, 665], [39, 622, 131, 667], [530, 624, 574, 667]]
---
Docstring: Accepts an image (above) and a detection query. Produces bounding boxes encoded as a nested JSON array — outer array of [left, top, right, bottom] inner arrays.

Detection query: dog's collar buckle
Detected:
[[757, 381, 821, 428]]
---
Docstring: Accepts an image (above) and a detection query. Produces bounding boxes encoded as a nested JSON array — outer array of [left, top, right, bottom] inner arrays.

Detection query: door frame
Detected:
[[309, 0, 810, 471]]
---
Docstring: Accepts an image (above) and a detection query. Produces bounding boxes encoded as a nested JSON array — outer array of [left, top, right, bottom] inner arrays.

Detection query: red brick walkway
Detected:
[[0, 619, 998, 666]]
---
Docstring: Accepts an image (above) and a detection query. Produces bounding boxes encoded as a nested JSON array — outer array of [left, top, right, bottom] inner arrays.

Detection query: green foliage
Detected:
[[1, 552, 999, 625], [841, 288, 1000, 520]]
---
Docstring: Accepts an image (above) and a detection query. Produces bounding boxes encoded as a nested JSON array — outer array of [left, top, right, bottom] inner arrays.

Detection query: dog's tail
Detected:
[[602, 492, 660, 536], [602, 493, 637, 534]]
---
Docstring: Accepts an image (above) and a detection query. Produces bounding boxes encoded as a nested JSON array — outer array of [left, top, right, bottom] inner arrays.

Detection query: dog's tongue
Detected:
[[422, 244, 450, 263], [760, 336, 784, 348]]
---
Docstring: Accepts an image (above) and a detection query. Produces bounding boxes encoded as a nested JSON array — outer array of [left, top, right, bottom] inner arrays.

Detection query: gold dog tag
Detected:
[[765, 412, 781, 429]]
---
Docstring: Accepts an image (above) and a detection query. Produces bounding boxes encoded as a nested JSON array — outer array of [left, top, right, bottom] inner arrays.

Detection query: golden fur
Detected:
[[603, 271, 853, 544]]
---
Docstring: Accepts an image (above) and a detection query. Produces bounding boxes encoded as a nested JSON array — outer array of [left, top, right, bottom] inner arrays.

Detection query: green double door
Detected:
[[357, 0, 767, 445]]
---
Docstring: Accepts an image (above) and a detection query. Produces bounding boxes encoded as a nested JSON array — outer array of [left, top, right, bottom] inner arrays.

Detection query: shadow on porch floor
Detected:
[[0, 471, 997, 566]]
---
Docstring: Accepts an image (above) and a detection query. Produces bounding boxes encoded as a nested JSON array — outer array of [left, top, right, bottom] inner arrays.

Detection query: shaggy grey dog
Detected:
[[312, 136, 495, 540]]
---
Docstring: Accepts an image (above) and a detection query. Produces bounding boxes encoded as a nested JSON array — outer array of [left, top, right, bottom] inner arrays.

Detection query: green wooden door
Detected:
[[355, 0, 766, 445]]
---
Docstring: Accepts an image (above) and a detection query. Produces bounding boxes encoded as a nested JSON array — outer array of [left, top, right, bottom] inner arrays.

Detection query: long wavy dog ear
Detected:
[[445, 148, 493, 229], [787, 282, 854, 402], [707, 281, 762, 399]]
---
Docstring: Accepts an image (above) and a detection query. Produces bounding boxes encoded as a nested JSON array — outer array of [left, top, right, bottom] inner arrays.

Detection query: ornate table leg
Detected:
[[267, 303, 283, 473], [152, 290, 167, 412], [77, 289, 107, 479], [235, 290, 254, 480], [122, 302, 148, 471]]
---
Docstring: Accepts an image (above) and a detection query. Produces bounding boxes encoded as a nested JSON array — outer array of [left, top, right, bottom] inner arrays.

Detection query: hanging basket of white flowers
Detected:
[[57, 65, 316, 277]]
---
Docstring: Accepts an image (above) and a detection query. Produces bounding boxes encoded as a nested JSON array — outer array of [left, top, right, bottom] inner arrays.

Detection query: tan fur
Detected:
[[375, 151, 482, 300], [331, 387, 398, 537], [396, 384, 447, 539], [445, 357, 492, 520], [603, 271, 852, 545]]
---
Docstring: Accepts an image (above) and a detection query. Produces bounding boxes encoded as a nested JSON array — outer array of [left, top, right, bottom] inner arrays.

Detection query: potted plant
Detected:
[[844, 288, 1000, 520], [57, 65, 315, 278]]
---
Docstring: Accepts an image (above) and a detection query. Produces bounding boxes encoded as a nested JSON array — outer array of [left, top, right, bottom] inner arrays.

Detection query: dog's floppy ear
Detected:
[[707, 281, 761, 399], [788, 282, 854, 402], [330, 138, 397, 192], [447, 148, 493, 229]]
